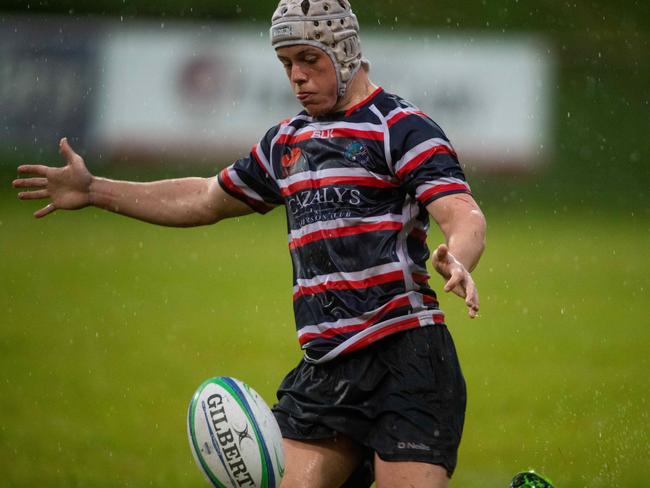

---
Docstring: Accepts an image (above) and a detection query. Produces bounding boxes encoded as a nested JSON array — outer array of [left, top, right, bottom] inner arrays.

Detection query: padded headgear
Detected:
[[270, 0, 368, 98]]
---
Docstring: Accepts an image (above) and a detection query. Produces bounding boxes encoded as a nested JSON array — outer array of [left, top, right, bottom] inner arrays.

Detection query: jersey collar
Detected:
[[344, 86, 384, 117]]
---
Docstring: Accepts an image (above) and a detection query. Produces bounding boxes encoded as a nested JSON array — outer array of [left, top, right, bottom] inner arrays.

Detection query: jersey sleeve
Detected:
[[217, 126, 284, 214], [388, 107, 471, 207]]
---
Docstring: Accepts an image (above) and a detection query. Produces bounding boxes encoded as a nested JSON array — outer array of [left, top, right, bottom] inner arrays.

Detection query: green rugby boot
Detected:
[[509, 471, 555, 488]]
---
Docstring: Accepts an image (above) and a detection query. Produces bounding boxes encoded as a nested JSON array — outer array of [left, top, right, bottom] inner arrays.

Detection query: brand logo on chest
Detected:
[[312, 128, 334, 139], [287, 187, 362, 216]]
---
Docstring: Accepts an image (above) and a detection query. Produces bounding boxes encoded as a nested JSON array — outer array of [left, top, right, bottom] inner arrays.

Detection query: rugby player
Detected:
[[13, 1, 486, 486]]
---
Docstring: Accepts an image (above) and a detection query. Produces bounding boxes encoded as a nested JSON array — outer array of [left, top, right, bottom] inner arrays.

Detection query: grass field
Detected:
[[1, 174, 648, 487], [1, 0, 648, 484]]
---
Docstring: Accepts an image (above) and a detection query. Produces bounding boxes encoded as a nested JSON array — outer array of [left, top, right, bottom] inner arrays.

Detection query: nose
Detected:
[[290, 63, 308, 85]]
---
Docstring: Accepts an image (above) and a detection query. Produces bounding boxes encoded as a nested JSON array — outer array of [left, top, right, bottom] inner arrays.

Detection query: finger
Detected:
[[444, 270, 463, 293], [465, 283, 478, 308], [468, 298, 480, 318], [59, 137, 72, 157], [468, 306, 478, 319], [59, 137, 83, 167], [17, 164, 49, 176], [18, 189, 49, 200], [465, 281, 480, 317], [12, 177, 47, 189], [34, 203, 56, 218], [432, 245, 450, 277], [434, 244, 449, 262], [451, 283, 467, 299]]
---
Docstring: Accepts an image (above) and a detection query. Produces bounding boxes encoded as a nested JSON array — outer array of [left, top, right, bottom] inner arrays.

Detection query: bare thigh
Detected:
[[279, 436, 365, 488], [374, 455, 449, 488]]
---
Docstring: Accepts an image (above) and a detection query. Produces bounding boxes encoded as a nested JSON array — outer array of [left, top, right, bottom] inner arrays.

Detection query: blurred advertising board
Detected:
[[1, 16, 553, 171], [94, 23, 553, 171], [0, 16, 101, 155]]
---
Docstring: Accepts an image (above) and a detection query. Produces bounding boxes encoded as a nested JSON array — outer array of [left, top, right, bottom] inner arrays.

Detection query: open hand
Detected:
[[432, 244, 480, 318], [13, 138, 93, 218]]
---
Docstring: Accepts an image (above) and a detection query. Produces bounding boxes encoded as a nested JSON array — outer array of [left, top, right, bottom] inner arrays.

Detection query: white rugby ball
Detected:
[[187, 377, 284, 488]]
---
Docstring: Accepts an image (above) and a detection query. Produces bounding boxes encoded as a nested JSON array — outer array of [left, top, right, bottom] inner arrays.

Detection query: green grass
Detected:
[[1, 1, 648, 485], [0, 35, 648, 484], [454, 208, 650, 486], [1, 186, 648, 487]]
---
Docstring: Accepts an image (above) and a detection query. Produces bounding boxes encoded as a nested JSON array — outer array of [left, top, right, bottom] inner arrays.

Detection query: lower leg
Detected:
[[279, 436, 364, 488], [374, 455, 450, 488]]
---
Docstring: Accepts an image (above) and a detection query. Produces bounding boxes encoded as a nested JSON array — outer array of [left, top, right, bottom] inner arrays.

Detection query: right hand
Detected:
[[432, 244, 480, 318], [13, 137, 93, 218]]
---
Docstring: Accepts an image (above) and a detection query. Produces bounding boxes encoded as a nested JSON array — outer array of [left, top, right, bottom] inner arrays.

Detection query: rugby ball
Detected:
[[187, 377, 284, 488]]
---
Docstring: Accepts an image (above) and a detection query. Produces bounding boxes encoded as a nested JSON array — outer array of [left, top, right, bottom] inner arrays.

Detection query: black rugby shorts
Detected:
[[272, 325, 467, 479]]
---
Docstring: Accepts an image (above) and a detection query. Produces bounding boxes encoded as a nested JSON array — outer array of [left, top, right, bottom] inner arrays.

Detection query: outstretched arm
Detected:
[[13, 138, 254, 226], [427, 193, 486, 318]]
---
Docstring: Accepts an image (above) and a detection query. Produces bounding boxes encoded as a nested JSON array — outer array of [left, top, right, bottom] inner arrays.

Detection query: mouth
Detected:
[[296, 92, 315, 102]]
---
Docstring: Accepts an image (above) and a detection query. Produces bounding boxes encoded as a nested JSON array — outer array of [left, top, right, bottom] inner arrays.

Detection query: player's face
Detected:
[[276, 45, 338, 116]]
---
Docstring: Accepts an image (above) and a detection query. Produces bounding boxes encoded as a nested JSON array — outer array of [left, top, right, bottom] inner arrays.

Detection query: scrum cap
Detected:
[[270, 0, 368, 98]]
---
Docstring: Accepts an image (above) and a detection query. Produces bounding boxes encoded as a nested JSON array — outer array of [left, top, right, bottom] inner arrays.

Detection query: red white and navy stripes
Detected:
[[277, 121, 385, 145], [219, 166, 276, 214], [298, 291, 441, 346], [415, 177, 471, 206], [288, 213, 403, 249], [278, 167, 398, 197], [292, 262, 404, 300], [385, 105, 431, 128], [394, 138, 456, 178], [305, 309, 446, 363], [217, 88, 471, 362], [251, 143, 274, 178]]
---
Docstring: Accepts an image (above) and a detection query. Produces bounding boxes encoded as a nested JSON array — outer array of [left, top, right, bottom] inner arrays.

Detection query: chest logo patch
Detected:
[[344, 141, 371, 166], [282, 147, 303, 168], [281, 147, 308, 177]]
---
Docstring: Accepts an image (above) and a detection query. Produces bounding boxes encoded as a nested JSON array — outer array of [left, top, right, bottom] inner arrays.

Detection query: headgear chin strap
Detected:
[[270, 0, 369, 99]]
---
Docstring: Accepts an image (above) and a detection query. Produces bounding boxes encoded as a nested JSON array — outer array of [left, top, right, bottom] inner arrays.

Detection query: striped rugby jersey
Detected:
[[218, 87, 471, 363]]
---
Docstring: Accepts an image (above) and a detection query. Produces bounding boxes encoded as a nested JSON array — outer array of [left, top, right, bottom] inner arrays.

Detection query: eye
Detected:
[[304, 56, 318, 64]]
